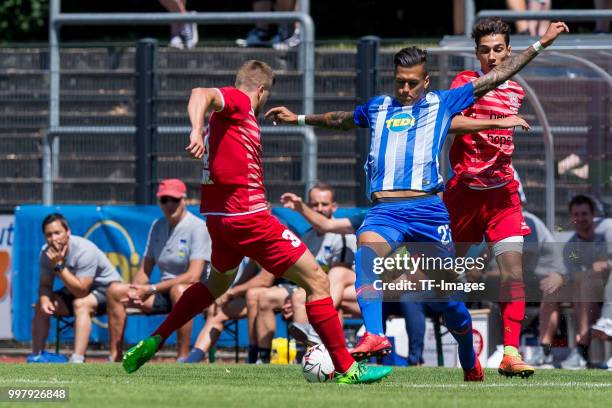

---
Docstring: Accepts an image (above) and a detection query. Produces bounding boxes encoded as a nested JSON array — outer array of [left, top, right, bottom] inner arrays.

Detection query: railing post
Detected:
[[135, 38, 158, 204], [355, 36, 379, 206]]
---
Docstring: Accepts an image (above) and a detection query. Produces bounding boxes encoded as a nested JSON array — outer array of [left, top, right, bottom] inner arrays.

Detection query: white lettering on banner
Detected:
[[0, 215, 14, 339]]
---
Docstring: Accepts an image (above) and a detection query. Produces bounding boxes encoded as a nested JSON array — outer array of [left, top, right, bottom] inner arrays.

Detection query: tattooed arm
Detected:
[[473, 21, 569, 98], [264, 106, 357, 131]]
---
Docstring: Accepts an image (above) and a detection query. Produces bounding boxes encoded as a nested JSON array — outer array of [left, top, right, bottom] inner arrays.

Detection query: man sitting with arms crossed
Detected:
[[29, 213, 122, 363], [107, 179, 210, 362]]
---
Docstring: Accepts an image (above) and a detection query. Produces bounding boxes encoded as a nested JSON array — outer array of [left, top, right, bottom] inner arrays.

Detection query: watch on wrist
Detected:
[[53, 263, 65, 273], [150, 284, 157, 295]]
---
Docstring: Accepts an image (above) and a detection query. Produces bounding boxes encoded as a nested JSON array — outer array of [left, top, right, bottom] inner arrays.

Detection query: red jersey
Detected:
[[449, 70, 525, 189], [200, 87, 267, 215]]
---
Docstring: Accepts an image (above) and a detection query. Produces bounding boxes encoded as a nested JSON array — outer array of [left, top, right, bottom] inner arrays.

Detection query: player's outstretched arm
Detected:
[[265, 106, 357, 131], [473, 21, 569, 98], [450, 115, 530, 134], [185, 88, 224, 159]]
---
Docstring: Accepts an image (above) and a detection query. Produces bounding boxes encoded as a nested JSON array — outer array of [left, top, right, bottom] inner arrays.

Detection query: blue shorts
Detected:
[[356, 195, 455, 258]]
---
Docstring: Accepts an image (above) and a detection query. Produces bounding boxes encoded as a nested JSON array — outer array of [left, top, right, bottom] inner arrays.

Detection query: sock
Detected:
[[499, 281, 525, 349], [577, 344, 589, 361], [504, 345, 520, 357], [355, 246, 384, 336], [442, 301, 476, 370], [184, 348, 206, 363], [153, 282, 215, 342], [247, 345, 259, 364], [541, 343, 552, 356], [258, 348, 271, 363], [306, 297, 355, 373]]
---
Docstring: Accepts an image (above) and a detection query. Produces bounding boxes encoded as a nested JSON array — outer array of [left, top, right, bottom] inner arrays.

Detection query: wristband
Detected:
[[297, 115, 306, 126], [53, 263, 65, 273], [532, 41, 545, 53]]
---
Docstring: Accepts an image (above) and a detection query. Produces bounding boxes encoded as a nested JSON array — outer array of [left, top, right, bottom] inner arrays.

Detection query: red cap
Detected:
[[156, 179, 187, 199]]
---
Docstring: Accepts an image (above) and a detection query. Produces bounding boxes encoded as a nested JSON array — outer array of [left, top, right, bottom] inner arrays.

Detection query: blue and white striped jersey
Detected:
[[354, 82, 474, 199]]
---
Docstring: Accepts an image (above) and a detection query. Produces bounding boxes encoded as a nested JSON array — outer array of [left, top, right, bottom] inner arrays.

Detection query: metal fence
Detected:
[[0, 28, 610, 230]]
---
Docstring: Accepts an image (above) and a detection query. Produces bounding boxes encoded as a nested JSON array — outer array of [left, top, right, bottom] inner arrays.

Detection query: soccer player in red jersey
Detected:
[[121, 60, 392, 384], [444, 17, 536, 378]]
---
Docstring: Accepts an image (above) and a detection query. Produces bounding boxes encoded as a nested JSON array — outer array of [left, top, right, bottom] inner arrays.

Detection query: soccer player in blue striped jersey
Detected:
[[267, 22, 568, 381]]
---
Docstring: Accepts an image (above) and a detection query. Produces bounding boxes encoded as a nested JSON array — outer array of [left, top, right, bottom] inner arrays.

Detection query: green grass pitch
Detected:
[[0, 364, 611, 408]]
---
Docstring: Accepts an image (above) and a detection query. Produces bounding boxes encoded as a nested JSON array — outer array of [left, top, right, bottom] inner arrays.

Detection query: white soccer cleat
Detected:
[[592, 317, 612, 340]]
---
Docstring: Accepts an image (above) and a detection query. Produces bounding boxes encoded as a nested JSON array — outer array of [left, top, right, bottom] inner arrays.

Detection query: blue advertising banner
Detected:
[[12, 205, 365, 347]]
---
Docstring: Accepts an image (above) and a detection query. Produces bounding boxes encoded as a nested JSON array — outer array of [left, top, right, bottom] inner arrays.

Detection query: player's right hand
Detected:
[[264, 106, 297, 125], [540, 21, 569, 48], [185, 129, 205, 159], [280, 192, 304, 211], [498, 115, 530, 131]]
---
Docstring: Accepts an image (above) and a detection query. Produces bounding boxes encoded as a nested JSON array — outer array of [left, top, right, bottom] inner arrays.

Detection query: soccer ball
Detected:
[[301, 344, 335, 383]]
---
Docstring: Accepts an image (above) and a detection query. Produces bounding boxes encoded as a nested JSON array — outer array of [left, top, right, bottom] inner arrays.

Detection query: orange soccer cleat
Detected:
[[349, 332, 392, 361], [464, 357, 484, 382], [498, 354, 535, 378]]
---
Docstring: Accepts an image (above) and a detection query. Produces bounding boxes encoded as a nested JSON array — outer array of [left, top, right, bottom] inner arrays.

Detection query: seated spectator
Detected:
[[245, 277, 298, 363], [592, 217, 612, 345], [183, 258, 274, 363], [527, 0, 552, 36], [29, 213, 122, 363], [537, 195, 608, 369], [159, 0, 198, 49], [107, 179, 210, 362], [237, 0, 300, 49], [284, 184, 357, 345]]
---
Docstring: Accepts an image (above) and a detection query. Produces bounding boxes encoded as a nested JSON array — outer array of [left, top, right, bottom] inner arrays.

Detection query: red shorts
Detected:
[[443, 178, 531, 244], [205, 210, 307, 277]]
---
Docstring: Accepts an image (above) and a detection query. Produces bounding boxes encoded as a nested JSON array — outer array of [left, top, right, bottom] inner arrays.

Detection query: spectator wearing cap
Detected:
[[107, 179, 212, 362]]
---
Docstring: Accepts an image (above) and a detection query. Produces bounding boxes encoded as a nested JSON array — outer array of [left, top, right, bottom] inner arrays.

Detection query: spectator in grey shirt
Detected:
[[107, 179, 211, 362], [29, 213, 122, 364]]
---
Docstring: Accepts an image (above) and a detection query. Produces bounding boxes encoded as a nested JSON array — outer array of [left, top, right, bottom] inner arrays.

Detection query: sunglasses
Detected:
[[160, 196, 181, 204]]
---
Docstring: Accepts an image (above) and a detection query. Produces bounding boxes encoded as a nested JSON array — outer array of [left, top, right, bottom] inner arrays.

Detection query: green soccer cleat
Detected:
[[122, 335, 162, 374], [334, 361, 393, 384]]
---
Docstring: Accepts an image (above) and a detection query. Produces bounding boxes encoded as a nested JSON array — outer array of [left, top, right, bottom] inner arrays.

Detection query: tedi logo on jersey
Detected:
[[385, 112, 415, 132]]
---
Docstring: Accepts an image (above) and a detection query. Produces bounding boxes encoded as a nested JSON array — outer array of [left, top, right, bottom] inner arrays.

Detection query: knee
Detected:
[[72, 297, 92, 315], [170, 285, 185, 303], [107, 283, 126, 303], [258, 292, 274, 311], [246, 289, 260, 308]]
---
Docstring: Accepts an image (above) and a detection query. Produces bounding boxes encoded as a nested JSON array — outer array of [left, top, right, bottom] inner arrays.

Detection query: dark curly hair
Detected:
[[471, 17, 511, 47]]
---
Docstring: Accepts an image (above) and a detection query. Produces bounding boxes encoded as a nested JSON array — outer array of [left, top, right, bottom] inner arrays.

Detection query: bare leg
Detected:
[[291, 288, 308, 324], [253, 0, 273, 31], [453, 0, 465, 35], [506, 0, 529, 33], [32, 295, 69, 354], [255, 286, 287, 349], [72, 294, 99, 358], [328, 266, 355, 308], [193, 297, 246, 353], [594, 0, 612, 32], [539, 302, 560, 345], [158, 0, 186, 13], [246, 287, 267, 346]]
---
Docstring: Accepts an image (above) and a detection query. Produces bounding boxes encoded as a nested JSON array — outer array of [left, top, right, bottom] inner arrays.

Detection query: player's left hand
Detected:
[[264, 106, 298, 126], [497, 115, 530, 131], [540, 21, 569, 48], [186, 129, 205, 159]]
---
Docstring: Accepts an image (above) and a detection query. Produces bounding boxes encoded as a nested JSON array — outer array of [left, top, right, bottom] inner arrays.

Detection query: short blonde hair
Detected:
[[235, 60, 275, 92]]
